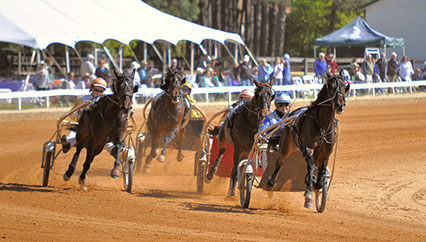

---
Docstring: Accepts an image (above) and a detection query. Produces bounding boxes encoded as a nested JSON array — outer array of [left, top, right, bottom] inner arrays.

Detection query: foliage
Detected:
[[284, 0, 369, 57], [143, 0, 200, 22]]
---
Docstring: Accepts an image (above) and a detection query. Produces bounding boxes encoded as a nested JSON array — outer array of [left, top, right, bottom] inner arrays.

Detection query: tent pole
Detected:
[[221, 43, 236, 63], [167, 44, 172, 67], [214, 42, 218, 58], [402, 46, 405, 56], [119, 45, 123, 72], [314, 46, 317, 58], [234, 43, 238, 62], [44, 49, 67, 77], [128, 45, 140, 63], [72, 47, 84, 64], [176, 44, 191, 70], [65, 46, 70, 74], [143, 42, 148, 61], [150, 44, 165, 66], [243, 44, 258, 67], [163, 46, 167, 72], [18, 47, 22, 76], [102, 45, 120, 72], [199, 45, 208, 56], [190, 43, 194, 76], [384, 44, 386, 58], [333, 47, 336, 58]]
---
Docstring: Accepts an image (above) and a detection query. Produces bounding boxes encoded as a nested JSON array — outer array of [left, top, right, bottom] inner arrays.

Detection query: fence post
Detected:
[[304, 58, 308, 75], [46, 96, 49, 108], [18, 97, 22, 111]]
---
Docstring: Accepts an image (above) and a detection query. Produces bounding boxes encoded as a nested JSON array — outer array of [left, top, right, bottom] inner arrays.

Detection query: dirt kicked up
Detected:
[[0, 94, 425, 241]]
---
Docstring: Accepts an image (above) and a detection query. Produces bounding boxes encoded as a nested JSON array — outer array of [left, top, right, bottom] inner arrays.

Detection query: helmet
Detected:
[[182, 82, 193, 91], [274, 93, 291, 104], [239, 89, 254, 99], [91, 77, 107, 90]]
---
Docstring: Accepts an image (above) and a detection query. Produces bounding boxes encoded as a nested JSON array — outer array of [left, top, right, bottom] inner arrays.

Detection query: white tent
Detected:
[[0, 0, 245, 49]]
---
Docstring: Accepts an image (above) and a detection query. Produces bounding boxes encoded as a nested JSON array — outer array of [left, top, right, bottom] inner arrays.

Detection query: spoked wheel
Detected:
[[196, 158, 205, 193], [42, 150, 53, 187], [314, 173, 329, 213], [135, 133, 145, 172], [122, 147, 135, 193], [239, 172, 253, 209]]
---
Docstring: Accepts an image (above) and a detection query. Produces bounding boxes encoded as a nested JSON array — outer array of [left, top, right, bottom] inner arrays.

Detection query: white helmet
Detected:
[[275, 93, 291, 104]]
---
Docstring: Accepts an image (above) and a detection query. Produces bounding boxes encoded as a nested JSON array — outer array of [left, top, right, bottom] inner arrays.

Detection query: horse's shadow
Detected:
[[0, 182, 66, 193]]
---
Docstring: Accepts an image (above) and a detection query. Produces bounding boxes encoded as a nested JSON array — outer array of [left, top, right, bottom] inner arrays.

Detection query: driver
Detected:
[[182, 82, 200, 118]]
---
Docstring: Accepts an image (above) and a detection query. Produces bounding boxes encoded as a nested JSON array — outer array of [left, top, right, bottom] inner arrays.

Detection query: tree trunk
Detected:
[[199, 0, 208, 26], [221, 0, 229, 32], [329, 0, 337, 32], [267, 2, 276, 56], [275, 2, 286, 57], [260, 1, 269, 56], [253, 0, 262, 57], [247, 1, 254, 50]]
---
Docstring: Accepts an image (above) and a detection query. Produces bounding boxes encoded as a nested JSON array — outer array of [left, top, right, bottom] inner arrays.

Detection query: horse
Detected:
[[206, 79, 275, 196], [143, 68, 190, 173], [265, 70, 350, 209], [63, 68, 137, 190]]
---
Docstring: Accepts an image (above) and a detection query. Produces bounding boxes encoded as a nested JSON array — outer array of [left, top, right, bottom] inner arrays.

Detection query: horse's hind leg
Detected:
[[206, 145, 226, 182], [227, 147, 241, 196], [64, 145, 83, 181], [266, 134, 293, 190]]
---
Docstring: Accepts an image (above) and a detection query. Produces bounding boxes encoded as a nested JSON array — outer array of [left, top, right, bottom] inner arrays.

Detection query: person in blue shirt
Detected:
[[314, 52, 327, 80], [257, 58, 273, 82], [259, 92, 292, 137], [283, 54, 292, 85]]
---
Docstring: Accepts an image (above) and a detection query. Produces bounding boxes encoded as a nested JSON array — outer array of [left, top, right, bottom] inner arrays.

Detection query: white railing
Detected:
[[1, 81, 425, 110]]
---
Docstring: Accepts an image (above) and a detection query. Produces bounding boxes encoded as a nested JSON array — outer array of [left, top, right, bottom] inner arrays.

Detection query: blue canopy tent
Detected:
[[314, 16, 405, 57]]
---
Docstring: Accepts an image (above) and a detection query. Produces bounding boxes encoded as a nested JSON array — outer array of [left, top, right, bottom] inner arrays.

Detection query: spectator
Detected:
[[399, 56, 414, 82], [387, 52, 399, 82], [128, 61, 141, 85], [272, 57, 284, 85], [62, 72, 76, 90], [314, 52, 327, 80], [350, 63, 365, 83], [362, 54, 374, 84], [376, 52, 387, 82], [201, 68, 220, 87], [171, 58, 179, 71], [34, 60, 51, 90], [230, 61, 240, 86], [139, 60, 151, 87], [326, 53, 339, 75], [257, 58, 273, 83], [238, 55, 253, 86], [75, 73, 90, 89], [283, 54, 292, 85], [422, 60, 426, 77], [412, 68, 425, 81], [95, 57, 111, 86], [80, 54, 96, 80]]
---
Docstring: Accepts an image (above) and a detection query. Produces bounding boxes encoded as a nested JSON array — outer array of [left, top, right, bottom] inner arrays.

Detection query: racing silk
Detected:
[[259, 109, 286, 137], [219, 100, 244, 124], [184, 95, 199, 118], [70, 95, 102, 121]]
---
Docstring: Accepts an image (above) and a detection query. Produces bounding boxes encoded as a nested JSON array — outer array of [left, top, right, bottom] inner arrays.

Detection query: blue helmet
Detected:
[[275, 93, 291, 104]]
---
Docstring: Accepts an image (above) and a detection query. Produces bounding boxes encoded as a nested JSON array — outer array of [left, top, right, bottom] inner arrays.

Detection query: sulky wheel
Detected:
[[314, 174, 329, 213], [135, 133, 145, 172], [122, 147, 135, 193], [42, 142, 55, 187], [196, 156, 205, 193], [238, 159, 253, 209]]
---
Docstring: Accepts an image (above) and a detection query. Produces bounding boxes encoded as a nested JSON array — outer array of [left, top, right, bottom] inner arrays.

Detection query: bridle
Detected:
[[316, 76, 346, 111]]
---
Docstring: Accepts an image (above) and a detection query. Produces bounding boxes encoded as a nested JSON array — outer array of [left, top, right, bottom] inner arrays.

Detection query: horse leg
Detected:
[[78, 144, 103, 191], [109, 142, 122, 179], [158, 130, 177, 162], [227, 147, 240, 196], [176, 127, 186, 162], [266, 134, 292, 190], [206, 147, 226, 182], [303, 147, 316, 209], [63, 145, 83, 181], [144, 135, 159, 173]]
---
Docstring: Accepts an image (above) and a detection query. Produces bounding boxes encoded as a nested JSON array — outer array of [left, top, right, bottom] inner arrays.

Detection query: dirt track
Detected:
[[1, 95, 426, 241]]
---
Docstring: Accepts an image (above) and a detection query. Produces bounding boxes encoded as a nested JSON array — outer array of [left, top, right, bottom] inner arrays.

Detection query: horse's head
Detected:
[[253, 79, 275, 118], [161, 68, 185, 104], [111, 67, 137, 109], [323, 70, 350, 114]]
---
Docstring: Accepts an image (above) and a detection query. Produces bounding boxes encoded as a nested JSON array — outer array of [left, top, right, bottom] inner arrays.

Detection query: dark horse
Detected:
[[63, 68, 137, 190], [143, 68, 190, 173], [266, 70, 349, 209], [206, 80, 274, 196]]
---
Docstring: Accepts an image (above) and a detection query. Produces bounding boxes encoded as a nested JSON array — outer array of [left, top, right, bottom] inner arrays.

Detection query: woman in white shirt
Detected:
[[399, 56, 414, 82], [273, 57, 284, 85]]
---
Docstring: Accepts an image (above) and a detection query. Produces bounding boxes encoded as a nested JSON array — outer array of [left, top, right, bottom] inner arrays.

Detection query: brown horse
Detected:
[[143, 68, 190, 173], [206, 79, 275, 196], [266, 70, 349, 209], [63, 68, 137, 190]]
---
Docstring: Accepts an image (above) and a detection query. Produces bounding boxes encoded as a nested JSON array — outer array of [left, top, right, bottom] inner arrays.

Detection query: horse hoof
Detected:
[[78, 178, 88, 192], [304, 197, 313, 209], [206, 171, 214, 181], [110, 168, 120, 179], [157, 155, 165, 162], [177, 153, 184, 162], [266, 179, 275, 189], [63, 173, 71, 181]]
